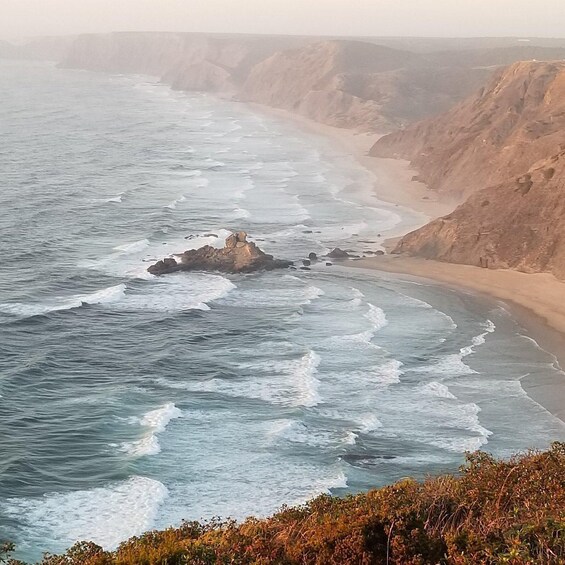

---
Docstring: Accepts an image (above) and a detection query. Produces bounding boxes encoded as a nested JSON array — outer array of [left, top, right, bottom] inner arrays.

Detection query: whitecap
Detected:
[[421, 381, 457, 399], [113, 239, 150, 254], [164, 195, 187, 209], [357, 414, 383, 433], [364, 303, 388, 331], [121, 403, 182, 457], [114, 274, 235, 313], [0, 284, 126, 319], [286, 350, 322, 407], [3, 476, 168, 551], [416, 319, 495, 376]]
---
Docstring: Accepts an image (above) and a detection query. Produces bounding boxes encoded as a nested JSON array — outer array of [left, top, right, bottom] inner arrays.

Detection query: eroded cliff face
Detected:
[[61, 32, 308, 94], [239, 40, 491, 131], [380, 61, 565, 278], [371, 61, 565, 199], [395, 151, 565, 278], [57, 33, 496, 133]]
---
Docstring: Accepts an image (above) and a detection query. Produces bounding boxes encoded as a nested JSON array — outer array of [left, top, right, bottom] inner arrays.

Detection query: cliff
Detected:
[[61, 32, 308, 94], [395, 150, 565, 278], [373, 61, 565, 278], [371, 60, 565, 199], [239, 40, 493, 131], [57, 33, 496, 132], [25, 33, 563, 134]]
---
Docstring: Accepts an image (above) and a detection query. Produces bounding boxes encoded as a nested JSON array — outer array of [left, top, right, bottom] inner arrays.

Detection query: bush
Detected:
[[10, 443, 565, 564]]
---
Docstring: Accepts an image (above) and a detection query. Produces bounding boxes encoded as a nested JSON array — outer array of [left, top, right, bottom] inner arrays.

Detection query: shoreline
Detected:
[[245, 102, 565, 426]]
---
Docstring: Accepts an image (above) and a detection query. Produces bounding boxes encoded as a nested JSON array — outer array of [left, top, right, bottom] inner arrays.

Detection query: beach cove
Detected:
[[1, 61, 564, 561]]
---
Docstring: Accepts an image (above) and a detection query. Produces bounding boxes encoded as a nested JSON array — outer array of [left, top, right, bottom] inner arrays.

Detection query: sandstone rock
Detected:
[[148, 232, 292, 275]]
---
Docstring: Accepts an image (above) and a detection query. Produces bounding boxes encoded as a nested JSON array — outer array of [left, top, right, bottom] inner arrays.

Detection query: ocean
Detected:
[[1, 60, 564, 562]]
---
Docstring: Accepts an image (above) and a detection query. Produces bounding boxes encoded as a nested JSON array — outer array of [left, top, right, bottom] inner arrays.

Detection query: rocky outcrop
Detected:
[[371, 61, 565, 199], [379, 60, 565, 278], [148, 231, 292, 275], [327, 248, 350, 259], [394, 150, 565, 278]]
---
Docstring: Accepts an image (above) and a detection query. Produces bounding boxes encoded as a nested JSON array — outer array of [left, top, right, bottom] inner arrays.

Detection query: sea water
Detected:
[[1, 60, 564, 561]]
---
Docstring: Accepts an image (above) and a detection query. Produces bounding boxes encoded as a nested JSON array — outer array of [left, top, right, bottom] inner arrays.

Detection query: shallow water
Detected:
[[1, 60, 564, 561]]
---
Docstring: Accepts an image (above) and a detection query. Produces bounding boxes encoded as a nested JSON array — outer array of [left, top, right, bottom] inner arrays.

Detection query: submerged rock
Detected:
[[148, 231, 292, 275], [327, 248, 350, 259]]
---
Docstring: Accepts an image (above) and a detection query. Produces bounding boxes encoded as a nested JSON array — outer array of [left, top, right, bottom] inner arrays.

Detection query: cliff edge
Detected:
[[374, 61, 565, 278]]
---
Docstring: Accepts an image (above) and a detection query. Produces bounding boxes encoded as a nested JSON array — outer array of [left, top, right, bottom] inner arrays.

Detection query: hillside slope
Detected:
[[6, 445, 565, 564], [395, 150, 565, 278], [239, 40, 491, 131], [61, 32, 308, 94], [372, 60, 565, 278], [371, 60, 565, 199]]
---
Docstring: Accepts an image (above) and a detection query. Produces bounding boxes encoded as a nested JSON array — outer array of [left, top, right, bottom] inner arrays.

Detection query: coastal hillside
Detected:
[[371, 60, 565, 278], [5, 444, 565, 564], [395, 149, 565, 278], [239, 40, 491, 130], [7, 33, 565, 133], [372, 60, 565, 199], [61, 32, 308, 93]]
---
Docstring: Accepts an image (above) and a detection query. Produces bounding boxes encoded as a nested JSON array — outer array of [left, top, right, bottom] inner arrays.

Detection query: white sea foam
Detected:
[[0, 284, 126, 319], [164, 195, 186, 209], [121, 403, 182, 457], [113, 239, 150, 254], [231, 206, 251, 219], [427, 402, 492, 453], [421, 381, 457, 399], [330, 303, 387, 348], [364, 303, 388, 331], [222, 283, 323, 309], [268, 419, 349, 447], [351, 287, 365, 299], [416, 319, 495, 376], [357, 414, 383, 433], [114, 275, 235, 312], [161, 350, 322, 407], [303, 285, 325, 302], [292, 350, 322, 407], [3, 476, 168, 551]]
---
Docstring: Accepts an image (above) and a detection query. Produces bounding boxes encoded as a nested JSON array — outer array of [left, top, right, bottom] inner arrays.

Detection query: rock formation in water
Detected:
[[374, 60, 565, 278], [148, 231, 292, 275]]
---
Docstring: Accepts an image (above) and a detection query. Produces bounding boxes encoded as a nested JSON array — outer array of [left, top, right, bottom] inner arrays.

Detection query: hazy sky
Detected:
[[2, 0, 565, 40]]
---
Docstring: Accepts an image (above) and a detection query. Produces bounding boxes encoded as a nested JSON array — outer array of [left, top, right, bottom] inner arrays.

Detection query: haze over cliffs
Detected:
[[374, 61, 565, 278], [5, 32, 565, 277]]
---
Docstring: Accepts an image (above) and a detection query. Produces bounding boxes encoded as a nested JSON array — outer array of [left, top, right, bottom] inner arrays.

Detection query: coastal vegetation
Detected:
[[3, 443, 565, 564]]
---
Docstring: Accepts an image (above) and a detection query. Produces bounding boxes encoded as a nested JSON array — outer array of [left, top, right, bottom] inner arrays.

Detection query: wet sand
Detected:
[[246, 103, 565, 424]]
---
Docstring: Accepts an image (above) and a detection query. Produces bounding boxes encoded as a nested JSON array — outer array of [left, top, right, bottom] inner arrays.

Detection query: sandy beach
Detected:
[[247, 102, 565, 423]]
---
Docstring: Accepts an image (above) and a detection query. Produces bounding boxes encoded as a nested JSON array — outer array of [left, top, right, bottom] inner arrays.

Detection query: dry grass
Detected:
[[3, 443, 565, 564]]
